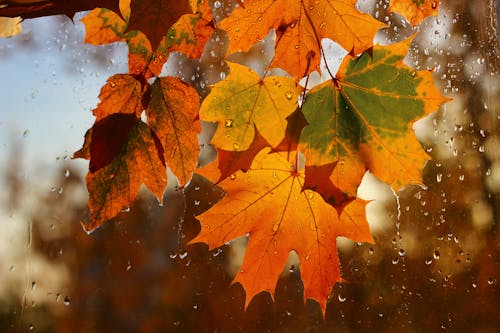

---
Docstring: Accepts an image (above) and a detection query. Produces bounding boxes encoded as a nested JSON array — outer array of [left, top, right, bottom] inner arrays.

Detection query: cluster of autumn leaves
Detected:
[[75, 0, 446, 314]]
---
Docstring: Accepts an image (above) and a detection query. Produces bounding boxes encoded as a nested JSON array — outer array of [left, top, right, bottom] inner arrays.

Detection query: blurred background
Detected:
[[0, 0, 498, 332]]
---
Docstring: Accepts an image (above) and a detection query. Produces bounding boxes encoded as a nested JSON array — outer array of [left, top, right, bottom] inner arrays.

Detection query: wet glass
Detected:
[[0, 1, 498, 332]]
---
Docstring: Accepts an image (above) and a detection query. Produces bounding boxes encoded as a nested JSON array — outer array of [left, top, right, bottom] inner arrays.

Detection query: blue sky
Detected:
[[0, 14, 128, 181]]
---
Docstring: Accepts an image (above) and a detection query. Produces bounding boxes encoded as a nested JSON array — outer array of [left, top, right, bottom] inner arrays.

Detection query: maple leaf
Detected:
[[92, 74, 144, 121], [146, 76, 201, 186], [191, 148, 373, 314], [84, 114, 167, 231], [0, 16, 22, 38], [126, 0, 192, 50], [200, 62, 301, 151], [165, 3, 214, 59], [80, 7, 126, 45], [388, 0, 440, 26], [219, 0, 384, 80], [198, 130, 270, 183], [299, 37, 448, 189]]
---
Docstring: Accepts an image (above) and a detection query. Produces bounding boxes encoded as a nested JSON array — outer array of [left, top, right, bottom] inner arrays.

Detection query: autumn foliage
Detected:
[[70, 0, 446, 314]]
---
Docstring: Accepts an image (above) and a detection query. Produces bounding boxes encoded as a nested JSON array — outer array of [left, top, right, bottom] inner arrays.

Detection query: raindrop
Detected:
[[425, 257, 432, 265], [436, 173, 442, 183], [31, 281, 36, 290], [338, 294, 347, 302], [23, 129, 30, 137], [392, 256, 399, 264], [126, 261, 132, 271], [398, 249, 405, 256], [285, 91, 294, 99], [224, 119, 234, 128], [63, 296, 70, 306], [64, 169, 70, 177], [179, 251, 188, 259], [229, 174, 237, 180], [487, 277, 495, 285], [213, 0, 222, 9], [29, 324, 35, 331], [433, 250, 440, 260]]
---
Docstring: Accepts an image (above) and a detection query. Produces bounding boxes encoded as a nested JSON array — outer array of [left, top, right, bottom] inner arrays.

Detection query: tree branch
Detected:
[[0, 0, 120, 19]]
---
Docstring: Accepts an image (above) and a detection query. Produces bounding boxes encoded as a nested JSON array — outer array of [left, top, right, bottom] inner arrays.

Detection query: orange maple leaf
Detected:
[[92, 74, 144, 121], [219, 0, 384, 80], [80, 7, 125, 45], [126, 0, 192, 50], [146, 77, 201, 186], [192, 148, 373, 314], [299, 37, 448, 190], [81, 3, 212, 78], [388, 0, 440, 26], [84, 115, 167, 231]]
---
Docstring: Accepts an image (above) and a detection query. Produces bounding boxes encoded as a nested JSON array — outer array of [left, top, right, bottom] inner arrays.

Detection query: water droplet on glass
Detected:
[[224, 119, 233, 128], [338, 294, 347, 302], [285, 91, 294, 99], [63, 296, 70, 306], [398, 249, 405, 256], [179, 251, 188, 259], [433, 250, 440, 260], [229, 174, 236, 180], [213, 0, 222, 9]]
